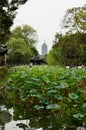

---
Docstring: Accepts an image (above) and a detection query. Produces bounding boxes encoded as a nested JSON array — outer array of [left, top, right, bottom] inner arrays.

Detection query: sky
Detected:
[[12, 0, 86, 54]]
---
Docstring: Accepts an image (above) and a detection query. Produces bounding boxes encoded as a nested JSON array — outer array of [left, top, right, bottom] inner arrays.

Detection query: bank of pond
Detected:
[[0, 65, 86, 129]]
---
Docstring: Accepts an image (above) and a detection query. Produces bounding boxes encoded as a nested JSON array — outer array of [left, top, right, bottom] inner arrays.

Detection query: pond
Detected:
[[0, 103, 47, 130], [0, 107, 42, 130], [0, 97, 86, 130], [0, 94, 61, 130]]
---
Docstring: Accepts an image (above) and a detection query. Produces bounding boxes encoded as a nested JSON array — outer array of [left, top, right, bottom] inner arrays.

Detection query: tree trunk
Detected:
[[0, 55, 6, 66]]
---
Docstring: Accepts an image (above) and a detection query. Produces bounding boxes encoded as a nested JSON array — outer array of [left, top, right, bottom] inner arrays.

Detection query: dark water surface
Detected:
[[0, 92, 86, 130], [0, 104, 42, 130], [0, 104, 86, 130]]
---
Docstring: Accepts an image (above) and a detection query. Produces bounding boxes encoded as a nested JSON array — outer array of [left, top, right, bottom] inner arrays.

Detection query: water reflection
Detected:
[[0, 105, 12, 130], [0, 93, 86, 130], [0, 104, 42, 130], [0, 101, 63, 130], [0, 105, 42, 130]]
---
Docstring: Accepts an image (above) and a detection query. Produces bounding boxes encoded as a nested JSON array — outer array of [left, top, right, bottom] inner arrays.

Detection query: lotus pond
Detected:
[[0, 65, 86, 130]]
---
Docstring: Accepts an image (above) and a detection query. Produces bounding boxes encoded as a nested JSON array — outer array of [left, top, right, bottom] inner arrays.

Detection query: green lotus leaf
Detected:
[[34, 105, 44, 110], [82, 103, 86, 108], [46, 104, 61, 110], [42, 76, 50, 83], [68, 92, 78, 100], [73, 113, 85, 118]]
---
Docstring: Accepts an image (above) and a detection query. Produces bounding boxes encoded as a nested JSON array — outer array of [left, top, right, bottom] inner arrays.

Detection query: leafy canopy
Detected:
[[0, 0, 29, 45], [47, 4, 86, 66], [7, 25, 38, 65], [62, 4, 86, 34]]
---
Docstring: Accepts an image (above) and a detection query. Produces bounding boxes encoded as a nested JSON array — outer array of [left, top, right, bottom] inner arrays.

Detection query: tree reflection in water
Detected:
[[0, 105, 12, 130], [0, 98, 64, 130], [0, 92, 86, 130]]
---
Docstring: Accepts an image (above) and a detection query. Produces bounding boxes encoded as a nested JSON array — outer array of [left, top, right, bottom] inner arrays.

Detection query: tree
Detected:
[[62, 4, 86, 34], [7, 37, 32, 65], [52, 33, 63, 47], [46, 33, 63, 65], [7, 25, 38, 65], [48, 4, 86, 66], [12, 24, 38, 55], [61, 34, 80, 66], [47, 32, 86, 66], [0, 0, 29, 45], [60, 32, 86, 66], [46, 47, 62, 65], [0, 0, 29, 66], [12, 25, 38, 47]]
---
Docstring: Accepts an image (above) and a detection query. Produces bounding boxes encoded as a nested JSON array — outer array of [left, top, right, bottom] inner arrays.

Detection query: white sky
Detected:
[[12, 0, 86, 54]]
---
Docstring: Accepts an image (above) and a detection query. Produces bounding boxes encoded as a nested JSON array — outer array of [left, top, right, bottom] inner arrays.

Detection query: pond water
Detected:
[[0, 105, 42, 130], [0, 92, 86, 130], [0, 99, 66, 130], [0, 103, 86, 130]]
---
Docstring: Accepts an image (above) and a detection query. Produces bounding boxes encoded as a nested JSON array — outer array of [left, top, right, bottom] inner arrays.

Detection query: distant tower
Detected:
[[41, 42, 48, 55]]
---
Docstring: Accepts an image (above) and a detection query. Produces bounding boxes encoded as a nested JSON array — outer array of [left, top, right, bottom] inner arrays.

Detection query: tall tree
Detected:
[[7, 25, 38, 65], [61, 34, 80, 66], [0, 0, 29, 45], [0, 0, 29, 66], [7, 37, 32, 65], [12, 25, 38, 47], [46, 47, 62, 65], [62, 4, 86, 34], [47, 32, 86, 66], [46, 32, 63, 65], [48, 4, 86, 66]]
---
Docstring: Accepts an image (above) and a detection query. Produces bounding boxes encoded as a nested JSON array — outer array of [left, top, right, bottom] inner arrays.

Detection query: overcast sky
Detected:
[[13, 0, 86, 54]]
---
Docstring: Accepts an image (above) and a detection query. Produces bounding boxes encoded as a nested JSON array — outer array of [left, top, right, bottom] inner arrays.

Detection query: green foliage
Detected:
[[0, 8, 12, 45], [7, 37, 32, 65], [49, 4, 86, 66], [61, 33, 86, 66], [46, 47, 62, 65], [62, 4, 86, 33], [0, 66, 10, 87], [48, 32, 86, 66], [0, 0, 29, 66], [12, 25, 38, 46], [0, 0, 29, 45], [5, 65, 86, 128], [7, 25, 38, 65]]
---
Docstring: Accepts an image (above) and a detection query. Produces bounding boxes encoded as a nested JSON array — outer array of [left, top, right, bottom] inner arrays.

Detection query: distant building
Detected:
[[41, 42, 48, 55]]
